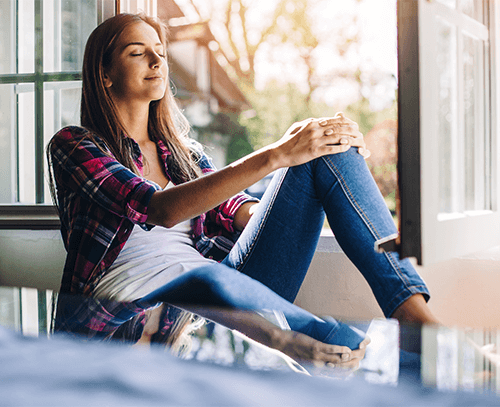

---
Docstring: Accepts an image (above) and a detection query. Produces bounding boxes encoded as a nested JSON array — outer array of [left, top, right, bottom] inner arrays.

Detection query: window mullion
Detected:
[[34, 0, 44, 204]]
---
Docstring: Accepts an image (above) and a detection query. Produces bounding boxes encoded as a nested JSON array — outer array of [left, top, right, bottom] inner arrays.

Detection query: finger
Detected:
[[321, 123, 361, 137], [320, 144, 351, 155], [359, 336, 371, 349], [340, 136, 366, 148], [313, 343, 352, 363], [321, 344, 352, 355], [318, 117, 348, 127], [350, 347, 367, 359], [358, 147, 371, 159]]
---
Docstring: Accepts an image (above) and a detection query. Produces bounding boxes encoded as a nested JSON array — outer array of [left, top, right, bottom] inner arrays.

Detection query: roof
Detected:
[[157, 0, 185, 20], [167, 22, 215, 45]]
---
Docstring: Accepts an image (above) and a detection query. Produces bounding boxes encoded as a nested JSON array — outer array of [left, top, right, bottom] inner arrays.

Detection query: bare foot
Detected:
[[271, 329, 371, 366], [391, 294, 440, 325]]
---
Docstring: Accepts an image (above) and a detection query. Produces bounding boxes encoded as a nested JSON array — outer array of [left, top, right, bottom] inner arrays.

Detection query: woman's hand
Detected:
[[325, 113, 371, 159], [270, 112, 369, 168]]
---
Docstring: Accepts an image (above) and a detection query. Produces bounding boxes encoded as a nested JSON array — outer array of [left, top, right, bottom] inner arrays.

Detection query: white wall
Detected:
[[0, 230, 64, 291], [296, 242, 500, 328]]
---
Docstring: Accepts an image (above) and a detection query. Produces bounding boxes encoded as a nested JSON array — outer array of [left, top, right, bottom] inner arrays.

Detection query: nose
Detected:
[[150, 51, 163, 69]]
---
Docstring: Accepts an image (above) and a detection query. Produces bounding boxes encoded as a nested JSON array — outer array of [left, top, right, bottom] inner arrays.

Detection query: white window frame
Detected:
[[395, 0, 500, 265]]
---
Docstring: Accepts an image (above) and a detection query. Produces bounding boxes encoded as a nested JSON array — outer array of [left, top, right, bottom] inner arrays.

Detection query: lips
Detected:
[[145, 76, 163, 80]]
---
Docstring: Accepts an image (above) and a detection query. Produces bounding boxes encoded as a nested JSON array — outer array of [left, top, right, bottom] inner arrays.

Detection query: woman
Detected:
[[48, 13, 437, 365]]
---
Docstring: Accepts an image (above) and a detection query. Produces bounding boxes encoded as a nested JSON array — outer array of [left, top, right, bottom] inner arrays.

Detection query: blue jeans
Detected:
[[140, 148, 429, 350]]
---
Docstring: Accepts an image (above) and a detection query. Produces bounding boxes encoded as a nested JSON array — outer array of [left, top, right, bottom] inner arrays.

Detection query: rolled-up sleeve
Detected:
[[50, 127, 158, 224]]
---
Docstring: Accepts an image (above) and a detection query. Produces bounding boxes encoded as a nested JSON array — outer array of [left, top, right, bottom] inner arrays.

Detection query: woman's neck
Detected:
[[114, 100, 150, 144]]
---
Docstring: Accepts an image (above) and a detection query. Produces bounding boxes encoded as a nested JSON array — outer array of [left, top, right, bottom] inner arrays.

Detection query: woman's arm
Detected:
[[147, 114, 365, 228], [233, 202, 259, 231]]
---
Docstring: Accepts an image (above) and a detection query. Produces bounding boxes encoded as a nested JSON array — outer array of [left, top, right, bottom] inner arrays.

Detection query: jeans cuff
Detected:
[[384, 285, 431, 318], [322, 318, 366, 350]]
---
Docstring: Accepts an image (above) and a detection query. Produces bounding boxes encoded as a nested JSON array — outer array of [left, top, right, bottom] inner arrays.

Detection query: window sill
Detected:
[[0, 209, 345, 254], [0, 206, 60, 230], [318, 229, 343, 253]]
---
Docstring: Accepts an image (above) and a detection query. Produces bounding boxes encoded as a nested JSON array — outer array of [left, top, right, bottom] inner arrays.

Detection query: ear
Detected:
[[103, 72, 113, 88]]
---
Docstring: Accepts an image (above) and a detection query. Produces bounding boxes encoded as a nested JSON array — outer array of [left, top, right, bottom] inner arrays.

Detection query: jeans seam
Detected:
[[236, 169, 289, 272], [322, 155, 413, 290], [323, 324, 340, 344], [323, 155, 382, 240]]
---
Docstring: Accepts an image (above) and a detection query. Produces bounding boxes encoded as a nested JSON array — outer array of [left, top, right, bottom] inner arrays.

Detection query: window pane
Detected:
[[0, 1, 15, 74], [0, 287, 21, 331], [44, 82, 82, 203], [0, 84, 16, 203], [0, 0, 34, 74], [17, 84, 36, 204], [459, 0, 485, 23], [437, 19, 458, 214], [436, 0, 457, 9], [44, 0, 98, 72], [18, 0, 35, 74], [0, 83, 36, 204], [463, 33, 490, 211]]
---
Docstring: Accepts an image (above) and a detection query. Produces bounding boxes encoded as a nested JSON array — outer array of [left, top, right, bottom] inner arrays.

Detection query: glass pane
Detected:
[[0, 1, 15, 74], [437, 19, 458, 214], [44, 0, 98, 72], [0, 84, 16, 203], [0, 0, 35, 74], [463, 33, 489, 211], [459, 0, 484, 23], [18, 0, 35, 73], [0, 287, 20, 331], [436, 0, 457, 9], [44, 82, 82, 203], [17, 84, 36, 204]]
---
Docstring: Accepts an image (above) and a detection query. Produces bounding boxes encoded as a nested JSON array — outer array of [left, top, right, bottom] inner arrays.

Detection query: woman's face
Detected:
[[104, 21, 168, 106]]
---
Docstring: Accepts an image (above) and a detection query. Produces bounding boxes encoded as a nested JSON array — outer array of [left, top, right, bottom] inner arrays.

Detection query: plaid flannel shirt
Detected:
[[50, 126, 257, 341], [50, 126, 257, 296]]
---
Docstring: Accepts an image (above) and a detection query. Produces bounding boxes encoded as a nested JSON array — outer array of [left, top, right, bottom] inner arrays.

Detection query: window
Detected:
[[394, 0, 500, 264], [0, 0, 115, 228]]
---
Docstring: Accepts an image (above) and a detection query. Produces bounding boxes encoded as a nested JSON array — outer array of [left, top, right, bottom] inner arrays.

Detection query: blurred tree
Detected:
[[185, 0, 398, 202], [192, 112, 254, 162], [240, 80, 333, 149], [347, 96, 398, 212], [186, 0, 364, 105]]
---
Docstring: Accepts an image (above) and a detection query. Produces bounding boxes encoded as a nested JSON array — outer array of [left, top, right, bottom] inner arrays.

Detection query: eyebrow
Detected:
[[122, 42, 164, 51]]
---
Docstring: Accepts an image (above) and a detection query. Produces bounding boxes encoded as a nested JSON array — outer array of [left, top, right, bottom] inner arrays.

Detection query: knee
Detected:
[[187, 264, 234, 291]]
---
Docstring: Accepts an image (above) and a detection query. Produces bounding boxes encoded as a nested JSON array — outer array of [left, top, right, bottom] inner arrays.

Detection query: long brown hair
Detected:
[[80, 13, 200, 182]]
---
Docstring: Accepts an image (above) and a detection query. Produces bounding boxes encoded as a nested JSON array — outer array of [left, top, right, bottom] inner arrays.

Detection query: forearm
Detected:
[[147, 146, 278, 228]]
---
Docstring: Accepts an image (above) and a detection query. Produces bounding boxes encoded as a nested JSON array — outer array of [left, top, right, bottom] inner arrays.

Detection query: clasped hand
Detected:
[[272, 112, 370, 168]]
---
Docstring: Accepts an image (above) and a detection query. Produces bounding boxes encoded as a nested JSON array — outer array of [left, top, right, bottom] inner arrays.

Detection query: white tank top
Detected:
[[93, 182, 216, 302]]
